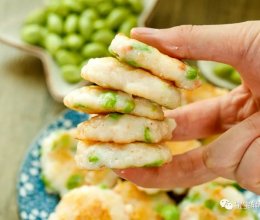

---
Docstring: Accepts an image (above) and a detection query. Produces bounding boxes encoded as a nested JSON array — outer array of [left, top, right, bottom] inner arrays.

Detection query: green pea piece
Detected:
[[64, 14, 78, 33], [213, 63, 234, 78], [55, 49, 82, 66], [88, 155, 99, 163], [128, 0, 143, 14], [144, 127, 152, 143], [106, 7, 129, 29], [65, 34, 84, 50], [47, 13, 63, 34], [100, 91, 117, 109], [123, 100, 135, 113], [25, 8, 47, 25], [79, 16, 94, 40], [204, 199, 216, 210], [97, 2, 114, 16], [82, 43, 108, 58], [61, 65, 82, 83], [92, 29, 115, 45], [21, 24, 45, 45], [44, 33, 63, 55], [144, 160, 163, 167], [66, 174, 84, 190], [157, 204, 180, 220], [186, 66, 198, 80], [119, 16, 137, 36], [94, 19, 107, 30], [229, 70, 241, 84]]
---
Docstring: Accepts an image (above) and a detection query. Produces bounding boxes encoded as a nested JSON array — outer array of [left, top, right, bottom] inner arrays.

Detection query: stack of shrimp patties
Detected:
[[64, 34, 201, 170]]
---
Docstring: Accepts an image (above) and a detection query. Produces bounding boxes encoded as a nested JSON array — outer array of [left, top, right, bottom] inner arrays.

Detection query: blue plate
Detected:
[[17, 110, 88, 220], [17, 110, 260, 219]]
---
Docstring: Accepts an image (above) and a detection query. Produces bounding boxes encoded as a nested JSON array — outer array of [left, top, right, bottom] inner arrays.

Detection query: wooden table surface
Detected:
[[1, 0, 260, 219]]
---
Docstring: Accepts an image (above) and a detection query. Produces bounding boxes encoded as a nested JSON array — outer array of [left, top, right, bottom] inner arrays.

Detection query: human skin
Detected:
[[115, 21, 260, 194]]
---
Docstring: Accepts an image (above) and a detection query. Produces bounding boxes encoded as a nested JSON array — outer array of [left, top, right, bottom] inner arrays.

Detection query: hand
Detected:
[[115, 21, 260, 193]]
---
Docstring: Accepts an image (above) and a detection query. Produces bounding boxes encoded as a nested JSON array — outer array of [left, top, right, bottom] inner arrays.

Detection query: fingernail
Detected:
[[131, 27, 159, 35]]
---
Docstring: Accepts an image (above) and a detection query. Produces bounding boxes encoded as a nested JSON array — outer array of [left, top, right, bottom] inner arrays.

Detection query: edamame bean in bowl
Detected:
[[21, 0, 144, 84]]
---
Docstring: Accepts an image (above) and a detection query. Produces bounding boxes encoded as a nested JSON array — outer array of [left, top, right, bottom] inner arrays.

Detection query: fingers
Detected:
[[166, 85, 257, 140], [115, 147, 217, 189], [203, 111, 260, 181], [131, 22, 260, 98], [165, 97, 221, 140], [131, 22, 260, 68], [235, 137, 260, 194]]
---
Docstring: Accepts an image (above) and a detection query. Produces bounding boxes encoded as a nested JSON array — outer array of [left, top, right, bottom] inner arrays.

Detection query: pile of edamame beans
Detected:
[[21, 0, 143, 83]]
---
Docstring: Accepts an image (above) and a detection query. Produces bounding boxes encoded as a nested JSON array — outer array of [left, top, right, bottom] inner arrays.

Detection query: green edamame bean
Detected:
[[21, 24, 46, 45], [79, 16, 94, 40], [94, 19, 107, 30], [25, 8, 47, 25], [81, 9, 99, 21], [47, 0, 69, 17], [79, 0, 105, 7], [230, 70, 241, 84], [55, 49, 82, 66], [119, 16, 137, 36], [61, 65, 82, 83], [47, 13, 63, 34], [62, 0, 84, 13], [106, 7, 129, 29], [64, 34, 84, 50], [82, 43, 108, 58], [128, 0, 143, 14], [92, 29, 115, 45], [213, 63, 234, 78], [113, 0, 127, 6], [44, 33, 64, 55], [64, 14, 78, 33], [97, 2, 114, 16]]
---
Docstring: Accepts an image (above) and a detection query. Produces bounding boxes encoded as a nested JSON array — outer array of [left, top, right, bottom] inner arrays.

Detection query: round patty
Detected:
[[41, 129, 118, 196], [64, 85, 164, 120], [49, 186, 128, 220], [77, 114, 176, 144], [81, 57, 181, 109], [75, 141, 172, 169], [109, 34, 201, 90]]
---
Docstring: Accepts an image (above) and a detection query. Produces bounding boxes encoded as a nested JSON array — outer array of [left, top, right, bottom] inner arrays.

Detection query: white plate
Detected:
[[0, 0, 158, 102]]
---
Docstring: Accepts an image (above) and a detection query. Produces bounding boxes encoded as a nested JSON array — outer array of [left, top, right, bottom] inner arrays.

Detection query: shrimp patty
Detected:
[[77, 114, 176, 144], [49, 186, 129, 220], [81, 57, 181, 109], [40, 129, 118, 196], [109, 34, 201, 90], [75, 141, 172, 169], [64, 85, 164, 120]]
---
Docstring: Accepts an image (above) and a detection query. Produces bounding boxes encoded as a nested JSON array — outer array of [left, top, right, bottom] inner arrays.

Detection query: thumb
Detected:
[[131, 22, 259, 69]]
